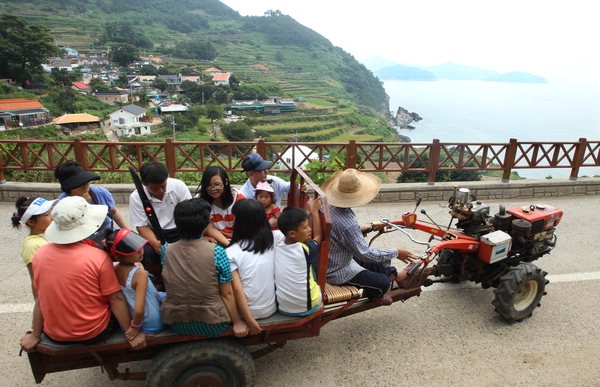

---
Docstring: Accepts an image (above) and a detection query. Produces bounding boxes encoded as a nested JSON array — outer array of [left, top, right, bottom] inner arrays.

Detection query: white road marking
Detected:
[[1, 272, 599, 314], [423, 271, 600, 292]]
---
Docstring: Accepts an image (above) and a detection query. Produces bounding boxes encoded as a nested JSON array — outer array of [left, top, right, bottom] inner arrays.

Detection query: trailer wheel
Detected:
[[146, 339, 255, 387], [492, 263, 548, 322]]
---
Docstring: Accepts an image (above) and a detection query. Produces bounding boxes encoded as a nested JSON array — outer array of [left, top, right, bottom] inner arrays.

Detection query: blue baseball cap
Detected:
[[242, 153, 271, 172]]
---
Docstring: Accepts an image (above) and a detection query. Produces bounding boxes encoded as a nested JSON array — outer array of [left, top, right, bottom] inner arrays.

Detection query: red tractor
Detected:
[[370, 186, 563, 322]]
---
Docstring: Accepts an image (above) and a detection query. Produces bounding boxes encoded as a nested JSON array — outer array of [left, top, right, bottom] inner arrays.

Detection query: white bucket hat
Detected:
[[321, 169, 381, 208], [45, 196, 108, 244]]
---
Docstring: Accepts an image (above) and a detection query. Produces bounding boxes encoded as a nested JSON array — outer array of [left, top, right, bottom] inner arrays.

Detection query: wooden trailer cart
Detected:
[[23, 168, 428, 386]]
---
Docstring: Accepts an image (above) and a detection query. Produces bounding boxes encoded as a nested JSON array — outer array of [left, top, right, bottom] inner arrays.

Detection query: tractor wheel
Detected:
[[492, 263, 548, 322], [145, 339, 255, 387]]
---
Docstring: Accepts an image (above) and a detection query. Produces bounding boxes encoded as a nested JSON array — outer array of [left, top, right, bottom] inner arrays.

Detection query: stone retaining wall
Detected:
[[1, 178, 599, 204]]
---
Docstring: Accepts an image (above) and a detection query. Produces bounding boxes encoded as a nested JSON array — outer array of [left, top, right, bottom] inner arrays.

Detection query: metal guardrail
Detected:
[[0, 138, 598, 183]]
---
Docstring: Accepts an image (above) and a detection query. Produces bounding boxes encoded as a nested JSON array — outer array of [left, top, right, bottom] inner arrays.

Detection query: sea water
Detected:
[[384, 80, 600, 179]]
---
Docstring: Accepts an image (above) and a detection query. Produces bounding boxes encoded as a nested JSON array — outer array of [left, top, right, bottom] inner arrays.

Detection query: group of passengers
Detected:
[[17, 153, 418, 352]]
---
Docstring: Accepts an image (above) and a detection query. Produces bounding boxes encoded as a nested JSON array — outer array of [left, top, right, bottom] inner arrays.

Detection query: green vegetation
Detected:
[[0, 14, 59, 85]]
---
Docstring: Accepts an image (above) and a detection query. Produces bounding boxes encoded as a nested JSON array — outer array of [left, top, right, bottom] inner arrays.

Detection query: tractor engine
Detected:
[[448, 187, 563, 263]]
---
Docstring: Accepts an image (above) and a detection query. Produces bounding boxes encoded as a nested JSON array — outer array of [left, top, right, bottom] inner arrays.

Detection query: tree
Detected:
[[205, 104, 224, 122], [152, 78, 168, 92], [50, 68, 81, 86], [174, 40, 217, 60], [88, 77, 110, 92], [221, 121, 254, 141], [0, 14, 60, 85], [136, 89, 149, 107], [396, 152, 482, 183], [109, 43, 138, 67], [47, 87, 77, 114], [99, 22, 152, 48]]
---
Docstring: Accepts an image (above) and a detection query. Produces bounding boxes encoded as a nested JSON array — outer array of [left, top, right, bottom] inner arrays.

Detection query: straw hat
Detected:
[[321, 169, 381, 208], [45, 196, 108, 244]]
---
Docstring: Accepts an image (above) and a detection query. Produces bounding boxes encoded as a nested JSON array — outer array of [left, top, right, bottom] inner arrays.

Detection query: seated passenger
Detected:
[[20, 196, 146, 352], [274, 198, 323, 316], [129, 161, 191, 282], [55, 161, 128, 242], [106, 229, 165, 337], [11, 196, 55, 298], [227, 199, 283, 334], [321, 169, 417, 306], [197, 166, 245, 246], [160, 198, 248, 338], [255, 181, 281, 229]]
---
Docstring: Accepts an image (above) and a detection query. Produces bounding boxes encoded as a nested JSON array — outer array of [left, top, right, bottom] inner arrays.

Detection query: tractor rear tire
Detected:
[[145, 339, 255, 387], [492, 263, 548, 322]]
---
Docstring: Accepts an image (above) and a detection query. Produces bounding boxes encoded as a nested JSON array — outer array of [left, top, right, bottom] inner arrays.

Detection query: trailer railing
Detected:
[[0, 138, 598, 183]]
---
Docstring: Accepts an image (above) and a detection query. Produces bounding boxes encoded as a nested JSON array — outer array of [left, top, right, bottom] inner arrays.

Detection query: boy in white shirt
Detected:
[[274, 198, 322, 316]]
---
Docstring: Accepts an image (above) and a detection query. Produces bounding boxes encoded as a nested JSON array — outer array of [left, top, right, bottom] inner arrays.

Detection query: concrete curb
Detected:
[[1, 178, 599, 204]]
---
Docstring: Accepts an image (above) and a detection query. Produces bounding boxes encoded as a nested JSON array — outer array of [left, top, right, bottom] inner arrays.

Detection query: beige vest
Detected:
[[160, 239, 230, 325]]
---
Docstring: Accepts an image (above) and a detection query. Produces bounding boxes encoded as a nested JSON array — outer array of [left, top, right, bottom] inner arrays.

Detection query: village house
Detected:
[[92, 89, 130, 105], [212, 72, 231, 86], [229, 97, 297, 114], [52, 113, 100, 131], [0, 98, 51, 130], [157, 74, 182, 90], [180, 75, 203, 85], [203, 67, 222, 77], [72, 82, 91, 92], [42, 57, 79, 72], [108, 104, 152, 137], [139, 56, 162, 63]]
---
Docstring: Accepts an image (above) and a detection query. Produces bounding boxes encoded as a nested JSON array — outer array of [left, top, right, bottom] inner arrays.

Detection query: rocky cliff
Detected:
[[390, 106, 422, 129]]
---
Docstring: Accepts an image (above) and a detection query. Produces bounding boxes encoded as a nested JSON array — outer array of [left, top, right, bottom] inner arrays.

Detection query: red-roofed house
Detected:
[[203, 67, 222, 76], [212, 72, 231, 86], [140, 56, 163, 63], [72, 82, 91, 92], [0, 98, 51, 130]]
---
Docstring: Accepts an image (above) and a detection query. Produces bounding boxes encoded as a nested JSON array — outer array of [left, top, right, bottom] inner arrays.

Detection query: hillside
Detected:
[[0, 0, 398, 142], [427, 62, 499, 80], [485, 71, 548, 84], [375, 64, 436, 81]]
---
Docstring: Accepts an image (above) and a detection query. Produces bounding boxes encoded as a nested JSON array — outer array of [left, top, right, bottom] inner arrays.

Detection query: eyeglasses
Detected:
[[206, 183, 224, 190]]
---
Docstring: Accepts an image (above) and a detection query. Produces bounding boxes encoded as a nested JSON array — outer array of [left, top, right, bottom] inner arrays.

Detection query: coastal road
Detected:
[[1, 195, 599, 386]]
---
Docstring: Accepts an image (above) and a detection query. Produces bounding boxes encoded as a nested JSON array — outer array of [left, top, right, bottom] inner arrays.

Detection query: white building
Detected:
[[109, 104, 152, 137], [275, 145, 319, 169]]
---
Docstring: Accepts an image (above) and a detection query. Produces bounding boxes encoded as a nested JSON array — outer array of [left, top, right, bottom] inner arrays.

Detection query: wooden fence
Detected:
[[0, 138, 598, 183]]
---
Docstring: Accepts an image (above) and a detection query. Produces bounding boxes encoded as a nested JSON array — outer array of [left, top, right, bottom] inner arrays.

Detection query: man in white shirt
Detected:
[[129, 162, 192, 276], [239, 153, 291, 207]]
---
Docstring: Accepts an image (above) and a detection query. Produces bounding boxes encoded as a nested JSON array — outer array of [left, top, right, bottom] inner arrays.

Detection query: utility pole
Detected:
[[171, 115, 176, 140]]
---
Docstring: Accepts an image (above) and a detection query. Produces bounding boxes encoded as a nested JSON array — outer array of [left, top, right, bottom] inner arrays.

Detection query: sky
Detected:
[[220, 0, 599, 82]]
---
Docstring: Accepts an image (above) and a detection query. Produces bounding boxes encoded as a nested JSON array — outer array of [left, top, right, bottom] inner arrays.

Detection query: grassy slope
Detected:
[[0, 0, 400, 142]]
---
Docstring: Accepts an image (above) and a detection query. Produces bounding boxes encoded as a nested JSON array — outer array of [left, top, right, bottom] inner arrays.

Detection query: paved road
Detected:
[[1, 195, 599, 386]]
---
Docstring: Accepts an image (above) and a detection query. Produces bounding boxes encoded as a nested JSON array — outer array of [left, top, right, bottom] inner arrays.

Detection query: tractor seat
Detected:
[[323, 283, 363, 304]]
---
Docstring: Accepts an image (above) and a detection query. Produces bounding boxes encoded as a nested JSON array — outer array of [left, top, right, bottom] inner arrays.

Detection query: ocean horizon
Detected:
[[384, 80, 600, 179]]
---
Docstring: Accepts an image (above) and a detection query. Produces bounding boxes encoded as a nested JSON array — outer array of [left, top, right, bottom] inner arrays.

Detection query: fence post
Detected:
[[0, 150, 5, 183], [73, 138, 88, 170], [570, 137, 587, 181], [346, 140, 357, 169], [502, 138, 518, 183], [256, 138, 266, 159], [427, 139, 440, 185], [165, 138, 177, 178]]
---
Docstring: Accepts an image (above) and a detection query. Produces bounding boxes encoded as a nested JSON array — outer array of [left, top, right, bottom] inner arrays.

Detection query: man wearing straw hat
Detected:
[[20, 196, 146, 352], [322, 169, 416, 306]]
